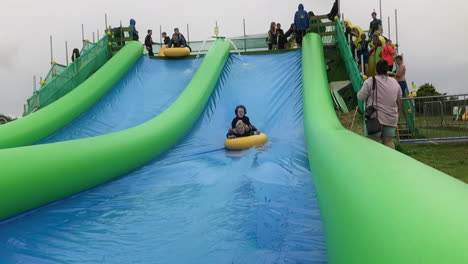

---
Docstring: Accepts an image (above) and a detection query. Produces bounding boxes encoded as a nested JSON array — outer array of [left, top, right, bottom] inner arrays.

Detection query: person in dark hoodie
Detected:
[[71, 48, 80, 62], [145, 30, 156, 56], [129, 19, 139, 41], [294, 3, 309, 48]]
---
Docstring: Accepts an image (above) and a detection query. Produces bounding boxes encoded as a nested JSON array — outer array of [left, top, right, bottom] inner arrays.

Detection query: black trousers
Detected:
[[147, 46, 154, 56]]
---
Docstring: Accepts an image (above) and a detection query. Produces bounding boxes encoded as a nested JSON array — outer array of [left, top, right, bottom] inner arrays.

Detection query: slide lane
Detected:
[[0, 50, 327, 263], [40, 56, 202, 144]]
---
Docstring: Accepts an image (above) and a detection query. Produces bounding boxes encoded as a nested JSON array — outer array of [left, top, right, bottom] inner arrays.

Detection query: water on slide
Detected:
[[40, 56, 202, 144], [0, 50, 327, 263]]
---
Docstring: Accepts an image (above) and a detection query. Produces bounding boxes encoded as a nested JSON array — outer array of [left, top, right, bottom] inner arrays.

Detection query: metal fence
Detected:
[[401, 94, 468, 140]]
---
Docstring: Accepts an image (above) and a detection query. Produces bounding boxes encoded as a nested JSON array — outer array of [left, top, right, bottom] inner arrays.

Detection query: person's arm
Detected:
[[397, 86, 403, 116], [357, 79, 371, 101], [180, 38, 187, 47], [226, 129, 236, 139], [167, 39, 173, 48]]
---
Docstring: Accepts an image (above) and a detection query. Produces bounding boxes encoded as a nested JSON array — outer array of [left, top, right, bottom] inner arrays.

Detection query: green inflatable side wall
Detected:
[[0, 41, 143, 150], [302, 33, 468, 263], [0, 39, 231, 221]]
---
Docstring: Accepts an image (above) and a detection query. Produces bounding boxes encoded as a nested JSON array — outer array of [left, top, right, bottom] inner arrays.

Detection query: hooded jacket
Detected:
[[129, 19, 139, 41], [294, 4, 310, 30]]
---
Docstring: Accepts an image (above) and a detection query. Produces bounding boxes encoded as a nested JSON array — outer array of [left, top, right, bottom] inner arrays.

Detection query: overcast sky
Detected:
[[1, 0, 467, 116]]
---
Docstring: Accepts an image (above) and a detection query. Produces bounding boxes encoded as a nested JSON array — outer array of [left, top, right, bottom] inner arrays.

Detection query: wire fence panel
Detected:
[[402, 94, 468, 140]]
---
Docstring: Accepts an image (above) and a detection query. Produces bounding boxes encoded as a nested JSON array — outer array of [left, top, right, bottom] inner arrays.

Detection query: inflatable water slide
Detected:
[[0, 33, 467, 263]]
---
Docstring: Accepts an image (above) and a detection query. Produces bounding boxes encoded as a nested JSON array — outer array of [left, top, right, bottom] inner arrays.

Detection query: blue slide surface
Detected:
[[40, 56, 202, 143], [0, 51, 327, 263]]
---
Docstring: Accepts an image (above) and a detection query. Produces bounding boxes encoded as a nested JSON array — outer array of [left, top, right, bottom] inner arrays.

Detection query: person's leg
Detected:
[[381, 126, 396, 149], [367, 130, 382, 143], [368, 136, 381, 142], [297, 30, 304, 48], [382, 136, 395, 149], [149, 47, 154, 56]]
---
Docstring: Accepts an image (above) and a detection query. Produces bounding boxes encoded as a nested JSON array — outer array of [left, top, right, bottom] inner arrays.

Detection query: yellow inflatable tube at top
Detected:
[[225, 133, 268, 150], [158, 46, 190, 57]]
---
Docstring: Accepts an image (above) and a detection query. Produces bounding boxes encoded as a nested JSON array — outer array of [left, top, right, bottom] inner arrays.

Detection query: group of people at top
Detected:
[[124, 19, 188, 56], [145, 27, 189, 56], [267, 1, 339, 50], [352, 12, 407, 96]]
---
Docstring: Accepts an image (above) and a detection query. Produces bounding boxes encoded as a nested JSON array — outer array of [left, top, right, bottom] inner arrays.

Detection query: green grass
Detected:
[[398, 142, 468, 183]]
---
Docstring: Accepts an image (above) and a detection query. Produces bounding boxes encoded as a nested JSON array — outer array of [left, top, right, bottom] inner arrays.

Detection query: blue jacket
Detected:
[[294, 4, 310, 30], [129, 19, 139, 41]]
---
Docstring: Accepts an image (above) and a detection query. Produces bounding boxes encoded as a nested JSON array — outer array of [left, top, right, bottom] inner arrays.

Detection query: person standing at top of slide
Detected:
[[294, 3, 309, 48], [368, 12, 382, 39]]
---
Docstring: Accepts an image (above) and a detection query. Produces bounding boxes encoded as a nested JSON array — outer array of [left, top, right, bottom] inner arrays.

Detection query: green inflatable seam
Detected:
[[302, 33, 468, 264], [0, 38, 231, 221], [0, 41, 143, 150]]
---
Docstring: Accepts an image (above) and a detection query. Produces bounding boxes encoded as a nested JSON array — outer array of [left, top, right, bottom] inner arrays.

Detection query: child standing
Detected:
[[357, 34, 370, 75], [380, 39, 395, 72]]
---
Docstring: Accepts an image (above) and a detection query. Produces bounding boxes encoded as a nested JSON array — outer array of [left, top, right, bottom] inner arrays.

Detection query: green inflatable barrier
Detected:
[[0, 41, 143, 150], [302, 33, 468, 264], [0, 38, 231, 220]]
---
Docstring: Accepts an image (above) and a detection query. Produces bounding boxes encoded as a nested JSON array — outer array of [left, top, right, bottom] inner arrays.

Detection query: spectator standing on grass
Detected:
[[357, 60, 402, 149], [294, 3, 309, 48]]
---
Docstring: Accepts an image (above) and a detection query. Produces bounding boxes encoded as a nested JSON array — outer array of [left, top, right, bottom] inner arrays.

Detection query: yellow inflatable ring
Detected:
[[224, 133, 268, 150], [163, 47, 190, 57]]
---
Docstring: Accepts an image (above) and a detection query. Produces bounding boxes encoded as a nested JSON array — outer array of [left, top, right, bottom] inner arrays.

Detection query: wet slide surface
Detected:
[[40, 56, 202, 143], [0, 51, 327, 263]]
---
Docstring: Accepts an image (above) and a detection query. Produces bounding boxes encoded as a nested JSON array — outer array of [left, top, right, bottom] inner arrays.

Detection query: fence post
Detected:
[[187, 24, 190, 45], [395, 9, 399, 52], [159, 25, 162, 49], [65, 41, 69, 66], [387, 16, 391, 40], [81, 24, 85, 43], [243, 18, 247, 52], [49, 35, 54, 64]]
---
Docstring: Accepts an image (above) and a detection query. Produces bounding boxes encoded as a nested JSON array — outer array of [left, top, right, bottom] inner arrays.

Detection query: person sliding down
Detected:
[[226, 121, 254, 139], [231, 105, 261, 134], [167, 33, 187, 48]]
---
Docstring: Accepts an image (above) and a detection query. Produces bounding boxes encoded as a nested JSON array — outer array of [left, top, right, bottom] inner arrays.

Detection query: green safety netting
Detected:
[[335, 19, 364, 112], [26, 37, 111, 114]]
